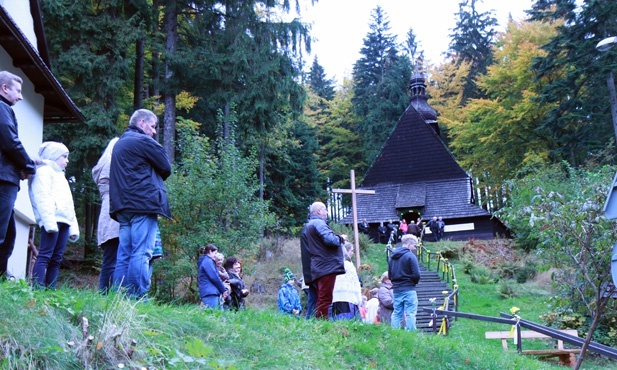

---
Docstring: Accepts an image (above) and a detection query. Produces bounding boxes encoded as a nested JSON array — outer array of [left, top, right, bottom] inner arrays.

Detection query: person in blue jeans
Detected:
[[0, 71, 35, 280], [388, 234, 421, 330], [109, 109, 171, 299], [92, 137, 120, 293]]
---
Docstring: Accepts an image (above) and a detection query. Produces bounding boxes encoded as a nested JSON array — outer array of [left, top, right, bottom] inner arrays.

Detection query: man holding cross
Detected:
[[301, 201, 348, 319]]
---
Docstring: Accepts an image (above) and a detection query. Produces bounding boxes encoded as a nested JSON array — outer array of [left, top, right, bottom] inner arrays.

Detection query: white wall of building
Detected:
[[0, 1, 37, 51]]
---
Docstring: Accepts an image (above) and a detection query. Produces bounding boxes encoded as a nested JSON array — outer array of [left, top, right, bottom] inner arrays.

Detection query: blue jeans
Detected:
[[0, 182, 18, 277], [113, 212, 157, 298], [391, 289, 418, 331], [33, 223, 70, 289], [98, 237, 119, 293], [201, 295, 221, 309], [305, 283, 317, 319]]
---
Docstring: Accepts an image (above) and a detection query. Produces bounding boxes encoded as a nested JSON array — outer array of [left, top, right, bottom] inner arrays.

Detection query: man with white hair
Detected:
[[388, 234, 421, 330], [0, 71, 35, 280], [301, 201, 347, 319], [109, 109, 171, 299]]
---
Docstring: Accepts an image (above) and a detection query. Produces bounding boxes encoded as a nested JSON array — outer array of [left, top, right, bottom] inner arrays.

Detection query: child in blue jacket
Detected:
[[278, 268, 302, 316]]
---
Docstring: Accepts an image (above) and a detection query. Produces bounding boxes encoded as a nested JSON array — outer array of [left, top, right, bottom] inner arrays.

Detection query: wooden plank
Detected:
[[485, 329, 579, 352], [485, 329, 578, 340], [522, 349, 582, 355], [485, 331, 514, 339]]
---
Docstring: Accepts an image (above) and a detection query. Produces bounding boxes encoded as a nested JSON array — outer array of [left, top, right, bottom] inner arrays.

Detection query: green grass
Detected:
[[1, 239, 616, 369]]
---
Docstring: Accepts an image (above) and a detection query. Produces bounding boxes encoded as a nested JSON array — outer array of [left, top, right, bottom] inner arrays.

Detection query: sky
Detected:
[[299, 0, 535, 86]]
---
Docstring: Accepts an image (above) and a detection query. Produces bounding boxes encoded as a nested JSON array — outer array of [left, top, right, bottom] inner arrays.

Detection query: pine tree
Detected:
[[351, 6, 412, 164], [40, 0, 149, 258], [308, 57, 336, 101], [530, 0, 617, 165], [448, 0, 498, 102]]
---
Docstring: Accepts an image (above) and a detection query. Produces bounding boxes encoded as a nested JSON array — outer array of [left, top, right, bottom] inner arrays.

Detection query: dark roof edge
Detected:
[[30, 0, 50, 65], [0, 5, 84, 123]]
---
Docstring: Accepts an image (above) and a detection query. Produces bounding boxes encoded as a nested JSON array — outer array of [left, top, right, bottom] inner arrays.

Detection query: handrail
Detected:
[[384, 230, 397, 261], [418, 242, 460, 334], [423, 309, 617, 359]]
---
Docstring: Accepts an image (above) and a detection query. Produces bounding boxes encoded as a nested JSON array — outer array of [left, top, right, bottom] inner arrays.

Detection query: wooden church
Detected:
[[343, 72, 506, 241]]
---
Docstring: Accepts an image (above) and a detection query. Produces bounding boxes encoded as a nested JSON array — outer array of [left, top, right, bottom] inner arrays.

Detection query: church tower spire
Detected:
[[409, 72, 439, 135]]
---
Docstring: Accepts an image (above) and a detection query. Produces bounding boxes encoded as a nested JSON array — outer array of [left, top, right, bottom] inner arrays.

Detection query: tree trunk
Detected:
[[224, 102, 230, 144], [607, 71, 617, 145], [83, 201, 96, 260], [574, 296, 609, 370], [259, 139, 265, 200], [134, 31, 145, 110], [163, 0, 178, 162]]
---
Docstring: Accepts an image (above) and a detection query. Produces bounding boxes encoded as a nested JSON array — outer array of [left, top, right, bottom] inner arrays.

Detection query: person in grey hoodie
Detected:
[[388, 234, 421, 330]]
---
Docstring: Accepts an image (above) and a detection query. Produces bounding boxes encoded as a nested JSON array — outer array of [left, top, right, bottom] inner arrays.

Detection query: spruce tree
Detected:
[[40, 0, 148, 258], [531, 0, 617, 164], [308, 57, 336, 101], [448, 0, 498, 102], [351, 6, 412, 165]]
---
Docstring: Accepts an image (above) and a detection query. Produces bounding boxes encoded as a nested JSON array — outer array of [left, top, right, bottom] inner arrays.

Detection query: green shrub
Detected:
[[460, 254, 476, 275], [498, 281, 516, 299], [515, 265, 537, 284], [470, 267, 499, 284], [497, 261, 519, 279], [435, 241, 461, 259], [155, 118, 275, 303]]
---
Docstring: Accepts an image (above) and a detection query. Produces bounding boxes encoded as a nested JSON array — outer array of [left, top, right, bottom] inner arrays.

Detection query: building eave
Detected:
[[0, 5, 84, 124]]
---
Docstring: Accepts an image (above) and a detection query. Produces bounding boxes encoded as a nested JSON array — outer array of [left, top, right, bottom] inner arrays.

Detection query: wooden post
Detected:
[[331, 170, 375, 269]]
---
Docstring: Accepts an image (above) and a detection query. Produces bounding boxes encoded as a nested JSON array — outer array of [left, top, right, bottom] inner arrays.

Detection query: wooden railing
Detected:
[[418, 242, 460, 334]]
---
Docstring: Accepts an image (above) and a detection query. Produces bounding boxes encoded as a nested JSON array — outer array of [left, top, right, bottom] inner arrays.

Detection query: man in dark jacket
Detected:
[[388, 234, 421, 330], [427, 216, 439, 241], [300, 211, 317, 319], [301, 201, 347, 319], [0, 71, 35, 280], [109, 109, 171, 298], [408, 219, 420, 237]]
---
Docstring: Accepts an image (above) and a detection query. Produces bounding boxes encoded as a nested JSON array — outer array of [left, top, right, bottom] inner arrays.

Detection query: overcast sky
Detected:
[[300, 0, 534, 86]]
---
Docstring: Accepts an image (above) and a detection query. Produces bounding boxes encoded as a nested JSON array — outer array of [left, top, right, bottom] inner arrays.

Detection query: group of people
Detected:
[[0, 71, 80, 288], [0, 69, 172, 296], [197, 244, 249, 309], [375, 217, 423, 243], [288, 200, 421, 331], [426, 216, 446, 241], [373, 216, 446, 243]]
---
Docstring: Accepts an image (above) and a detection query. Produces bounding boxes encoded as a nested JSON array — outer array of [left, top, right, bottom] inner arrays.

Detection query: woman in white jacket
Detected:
[[29, 141, 79, 288], [331, 242, 363, 320]]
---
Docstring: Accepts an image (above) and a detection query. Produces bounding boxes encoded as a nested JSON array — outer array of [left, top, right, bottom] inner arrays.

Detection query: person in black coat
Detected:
[[427, 216, 440, 241], [223, 256, 249, 310], [0, 71, 35, 280], [109, 109, 171, 299], [377, 222, 387, 244], [301, 201, 347, 319]]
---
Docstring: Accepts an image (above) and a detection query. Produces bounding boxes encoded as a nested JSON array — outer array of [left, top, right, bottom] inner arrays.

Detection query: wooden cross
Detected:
[[331, 169, 375, 269]]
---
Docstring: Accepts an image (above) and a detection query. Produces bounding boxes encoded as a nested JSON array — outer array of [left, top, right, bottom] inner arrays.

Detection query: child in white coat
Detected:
[[29, 141, 79, 288]]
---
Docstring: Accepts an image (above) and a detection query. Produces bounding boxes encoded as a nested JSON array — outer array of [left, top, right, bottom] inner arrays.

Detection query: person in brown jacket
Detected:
[[377, 271, 394, 325]]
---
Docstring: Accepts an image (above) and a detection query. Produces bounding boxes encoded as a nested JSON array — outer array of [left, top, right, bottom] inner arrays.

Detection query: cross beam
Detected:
[[331, 169, 375, 268]]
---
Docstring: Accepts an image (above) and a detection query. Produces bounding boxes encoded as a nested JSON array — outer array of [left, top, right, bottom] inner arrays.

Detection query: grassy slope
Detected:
[[1, 239, 616, 369]]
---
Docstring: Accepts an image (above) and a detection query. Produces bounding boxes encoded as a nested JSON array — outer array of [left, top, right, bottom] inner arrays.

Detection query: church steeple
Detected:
[[409, 72, 439, 135]]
